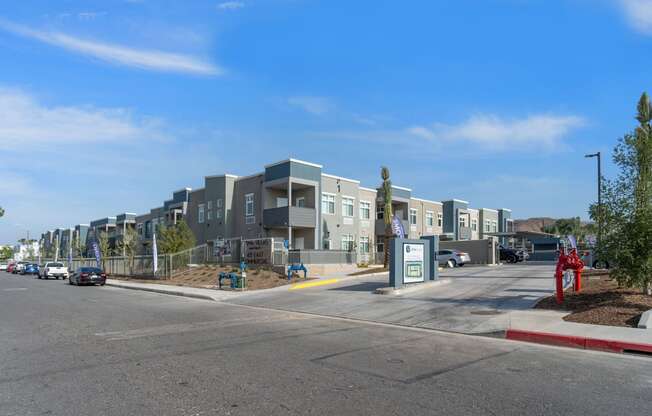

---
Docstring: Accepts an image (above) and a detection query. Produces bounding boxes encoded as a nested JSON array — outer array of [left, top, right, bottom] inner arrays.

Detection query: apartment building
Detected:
[[41, 157, 515, 260]]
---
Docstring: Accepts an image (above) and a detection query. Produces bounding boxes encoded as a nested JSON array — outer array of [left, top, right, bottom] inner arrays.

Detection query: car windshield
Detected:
[[79, 267, 102, 273], [49, 263, 64, 267]]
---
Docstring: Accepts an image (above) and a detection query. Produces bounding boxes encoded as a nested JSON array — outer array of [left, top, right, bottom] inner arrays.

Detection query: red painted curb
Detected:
[[505, 329, 652, 355]]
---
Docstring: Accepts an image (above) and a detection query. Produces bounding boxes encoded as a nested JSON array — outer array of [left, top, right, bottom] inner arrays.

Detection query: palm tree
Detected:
[[381, 166, 394, 268]]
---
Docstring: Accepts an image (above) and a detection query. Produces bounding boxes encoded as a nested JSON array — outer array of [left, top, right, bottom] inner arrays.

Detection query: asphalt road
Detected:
[[1, 271, 651, 416]]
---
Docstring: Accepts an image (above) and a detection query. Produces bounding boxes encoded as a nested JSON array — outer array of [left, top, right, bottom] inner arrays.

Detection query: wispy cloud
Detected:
[[0, 87, 164, 149], [407, 114, 586, 150], [618, 0, 652, 34], [218, 1, 245, 10], [287, 96, 333, 115], [0, 19, 222, 76]]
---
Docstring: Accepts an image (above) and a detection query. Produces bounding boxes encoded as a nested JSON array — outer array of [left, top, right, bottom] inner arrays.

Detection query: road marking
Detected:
[[289, 279, 339, 291], [3, 288, 27, 291]]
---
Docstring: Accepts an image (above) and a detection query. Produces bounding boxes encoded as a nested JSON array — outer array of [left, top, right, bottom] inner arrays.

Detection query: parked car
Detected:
[[0, 262, 7, 271], [69, 267, 106, 286], [21, 263, 40, 275], [437, 249, 471, 267], [6, 262, 16, 273], [39, 262, 68, 279], [499, 245, 527, 263], [12, 261, 29, 274]]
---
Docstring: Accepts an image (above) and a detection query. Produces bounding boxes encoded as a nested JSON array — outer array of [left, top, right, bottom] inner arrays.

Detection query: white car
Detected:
[[39, 262, 69, 279], [0, 263, 7, 271]]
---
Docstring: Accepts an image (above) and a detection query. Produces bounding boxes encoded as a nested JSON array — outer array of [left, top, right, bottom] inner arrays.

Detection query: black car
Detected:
[[499, 245, 526, 263], [69, 267, 106, 286]]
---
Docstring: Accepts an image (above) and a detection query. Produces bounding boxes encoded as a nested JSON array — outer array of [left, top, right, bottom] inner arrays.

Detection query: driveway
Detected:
[[225, 264, 555, 334]]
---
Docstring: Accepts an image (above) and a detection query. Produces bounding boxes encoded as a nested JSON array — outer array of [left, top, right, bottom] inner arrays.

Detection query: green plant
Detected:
[[594, 92, 652, 294], [117, 227, 138, 274], [381, 166, 394, 268], [158, 220, 196, 254]]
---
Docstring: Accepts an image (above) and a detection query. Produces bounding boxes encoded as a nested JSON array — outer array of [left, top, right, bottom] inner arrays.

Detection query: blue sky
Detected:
[[0, 0, 650, 243]]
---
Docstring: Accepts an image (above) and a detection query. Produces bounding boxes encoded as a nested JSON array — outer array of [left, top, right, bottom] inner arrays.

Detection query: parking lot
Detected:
[[225, 263, 556, 334]]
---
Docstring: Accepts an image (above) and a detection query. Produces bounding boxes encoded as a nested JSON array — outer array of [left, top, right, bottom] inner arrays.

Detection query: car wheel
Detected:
[[508, 255, 517, 263], [449, 259, 457, 267], [592, 260, 610, 269], [68, 278, 73, 285]]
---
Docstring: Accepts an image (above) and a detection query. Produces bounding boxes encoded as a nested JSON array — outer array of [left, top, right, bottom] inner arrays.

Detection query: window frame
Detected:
[[437, 212, 443, 227], [245, 193, 254, 217], [322, 193, 336, 215], [198, 204, 205, 224], [409, 208, 418, 226], [426, 211, 434, 227], [359, 200, 371, 220], [342, 196, 355, 218]]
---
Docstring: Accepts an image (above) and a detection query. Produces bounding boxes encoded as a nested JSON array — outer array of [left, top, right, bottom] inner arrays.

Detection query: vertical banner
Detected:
[[391, 215, 406, 239], [92, 240, 101, 269], [152, 233, 158, 274], [68, 242, 73, 271]]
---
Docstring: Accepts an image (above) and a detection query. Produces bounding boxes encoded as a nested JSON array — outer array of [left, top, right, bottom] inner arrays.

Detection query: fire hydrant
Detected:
[[554, 248, 584, 304]]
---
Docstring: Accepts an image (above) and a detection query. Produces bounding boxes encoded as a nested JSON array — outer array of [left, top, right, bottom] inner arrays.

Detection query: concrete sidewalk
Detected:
[[507, 310, 652, 354]]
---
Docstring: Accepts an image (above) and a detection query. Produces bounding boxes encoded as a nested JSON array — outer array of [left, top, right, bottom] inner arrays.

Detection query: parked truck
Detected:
[[39, 262, 68, 279]]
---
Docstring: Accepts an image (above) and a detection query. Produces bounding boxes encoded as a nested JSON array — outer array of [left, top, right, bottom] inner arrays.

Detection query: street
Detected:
[[1, 272, 651, 416]]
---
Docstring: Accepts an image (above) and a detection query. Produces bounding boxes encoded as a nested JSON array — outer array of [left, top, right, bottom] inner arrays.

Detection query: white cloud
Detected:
[[0, 19, 222, 76], [0, 88, 164, 149], [618, 0, 652, 34], [287, 96, 333, 115], [218, 1, 245, 10], [407, 114, 585, 150]]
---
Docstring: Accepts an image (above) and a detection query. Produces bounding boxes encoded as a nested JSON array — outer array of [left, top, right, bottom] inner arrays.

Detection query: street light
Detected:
[[585, 152, 601, 257]]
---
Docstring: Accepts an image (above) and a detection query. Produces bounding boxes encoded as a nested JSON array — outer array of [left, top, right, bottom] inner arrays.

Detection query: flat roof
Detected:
[[205, 173, 239, 179], [264, 158, 323, 169], [359, 186, 378, 193], [321, 173, 361, 184], [500, 208, 512, 212], [411, 197, 443, 205], [392, 185, 412, 192], [481, 208, 498, 213], [172, 187, 192, 193]]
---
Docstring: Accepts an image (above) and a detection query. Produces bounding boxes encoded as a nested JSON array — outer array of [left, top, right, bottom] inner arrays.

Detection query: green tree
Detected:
[[72, 233, 86, 258], [381, 166, 394, 268], [0, 246, 13, 260], [595, 92, 652, 294], [97, 231, 113, 259], [158, 220, 196, 254]]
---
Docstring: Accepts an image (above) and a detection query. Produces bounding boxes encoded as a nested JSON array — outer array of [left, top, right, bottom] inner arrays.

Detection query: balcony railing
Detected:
[[263, 206, 316, 228]]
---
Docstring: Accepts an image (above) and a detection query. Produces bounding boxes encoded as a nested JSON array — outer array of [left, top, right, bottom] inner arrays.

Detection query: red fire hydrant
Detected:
[[554, 248, 584, 304]]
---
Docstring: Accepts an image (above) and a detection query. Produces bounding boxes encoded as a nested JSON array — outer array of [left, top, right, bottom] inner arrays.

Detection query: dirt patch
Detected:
[[113, 265, 311, 291], [348, 266, 387, 276], [535, 275, 652, 328]]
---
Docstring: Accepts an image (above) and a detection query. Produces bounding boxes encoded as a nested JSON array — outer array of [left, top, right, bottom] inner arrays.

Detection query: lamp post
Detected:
[[585, 152, 601, 256]]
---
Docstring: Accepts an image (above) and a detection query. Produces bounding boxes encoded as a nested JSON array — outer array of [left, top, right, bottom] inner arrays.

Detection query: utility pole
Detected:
[[585, 152, 602, 254]]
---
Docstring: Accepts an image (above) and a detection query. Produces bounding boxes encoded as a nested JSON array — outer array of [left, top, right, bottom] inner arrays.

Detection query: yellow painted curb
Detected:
[[289, 278, 339, 290]]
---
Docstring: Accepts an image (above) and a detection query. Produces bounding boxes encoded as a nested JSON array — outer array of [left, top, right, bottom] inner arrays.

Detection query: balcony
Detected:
[[263, 206, 316, 228], [459, 226, 472, 240]]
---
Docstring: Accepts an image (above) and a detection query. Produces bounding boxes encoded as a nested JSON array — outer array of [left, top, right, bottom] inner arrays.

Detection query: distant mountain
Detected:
[[514, 217, 557, 233]]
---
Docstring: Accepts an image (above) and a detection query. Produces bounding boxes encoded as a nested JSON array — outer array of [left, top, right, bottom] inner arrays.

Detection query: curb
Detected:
[[105, 282, 217, 302], [506, 329, 652, 355]]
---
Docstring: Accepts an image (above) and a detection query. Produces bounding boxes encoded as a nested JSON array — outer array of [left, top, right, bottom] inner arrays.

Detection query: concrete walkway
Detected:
[[105, 279, 243, 301]]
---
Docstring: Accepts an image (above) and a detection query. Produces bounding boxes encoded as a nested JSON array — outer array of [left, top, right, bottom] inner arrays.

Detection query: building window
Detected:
[[207, 200, 212, 210], [459, 215, 467, 228], [323, 239, 331, 250], [322, 193, 335, 215], [246, 216, 256, 225], [377, 205, 384, 220], [360, 201, 371, 220], [484, 220, 491, 232], [359, 236, 370, 253], [198, 204, 205, 224], [245, 193, 254, 217], [217, 199, 223, 208], [471, 218, 478, 232], [409, 209, 417, 225], [296, 197, 305, 208], [341, 234, 354, 251], [216, 210, 222, 219], [426, 211, 434, 227], [137, 224, 143, 236], [342, 197, 354, 217], [491, 220, 498, 233], [437, 212, 443, 227], [207, 200, 213, 221]]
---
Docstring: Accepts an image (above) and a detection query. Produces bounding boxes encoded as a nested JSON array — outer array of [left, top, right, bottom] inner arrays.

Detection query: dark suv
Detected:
[[499, 245, 526, 263]]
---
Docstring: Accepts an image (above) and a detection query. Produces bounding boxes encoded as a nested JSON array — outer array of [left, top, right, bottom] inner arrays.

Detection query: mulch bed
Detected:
[[535, 275, 652, 328], [114, 265, 312, 291]]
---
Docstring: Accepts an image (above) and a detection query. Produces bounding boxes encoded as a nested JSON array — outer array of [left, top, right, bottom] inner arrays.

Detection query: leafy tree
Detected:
[[158, 220, 196, 254], [0, 246, 13, 260], [595, 92, 652, 294], [381, 166, 394, 268], [97, 231, 113, 259], [72, 233, 86, 258]]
